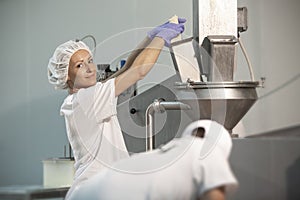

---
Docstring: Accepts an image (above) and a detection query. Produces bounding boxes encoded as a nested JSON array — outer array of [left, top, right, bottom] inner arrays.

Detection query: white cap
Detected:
[[47, 40, 92, 90], [182, 120, 232, 159]]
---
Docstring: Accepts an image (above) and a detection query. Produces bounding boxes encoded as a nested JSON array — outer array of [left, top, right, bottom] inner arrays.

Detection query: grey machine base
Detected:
[[229, 126, 300, 200]]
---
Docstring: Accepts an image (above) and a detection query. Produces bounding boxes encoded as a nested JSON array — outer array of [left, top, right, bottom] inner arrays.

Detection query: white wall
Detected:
[[236, 0, 300, 135], [0, 0, 299, 185]]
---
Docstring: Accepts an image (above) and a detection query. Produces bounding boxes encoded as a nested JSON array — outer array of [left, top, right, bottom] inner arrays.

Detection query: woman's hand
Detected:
[[147, 18, 186, 40], [155, 22, 185, 47]]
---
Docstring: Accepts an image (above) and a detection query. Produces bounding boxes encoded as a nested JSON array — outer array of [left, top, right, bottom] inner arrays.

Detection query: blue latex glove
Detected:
[[156, 22, 185, 47], [147, 18, 186, 40]]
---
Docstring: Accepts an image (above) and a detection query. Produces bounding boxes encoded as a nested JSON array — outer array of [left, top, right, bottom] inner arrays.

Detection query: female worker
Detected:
[[47, 18, 186, 198]]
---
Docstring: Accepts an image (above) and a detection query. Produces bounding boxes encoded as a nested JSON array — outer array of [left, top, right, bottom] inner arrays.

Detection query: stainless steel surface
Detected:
[[246, 124, 300, 138], [175, 82, 259, 132], [117, 75, 192, 153], [202, 35, 238, 81], [170, 37, 201, 82], [145, 100, 190, 151], [175, 81, 260, 88], [173, 0, 259, 133], [193, 0, 237, 44], [229, 136, 300, 200], [118, 0, 259, 151]]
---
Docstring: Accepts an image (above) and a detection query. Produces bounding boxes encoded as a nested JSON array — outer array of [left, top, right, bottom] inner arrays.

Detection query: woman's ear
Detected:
[[66, 77, 73, 89]]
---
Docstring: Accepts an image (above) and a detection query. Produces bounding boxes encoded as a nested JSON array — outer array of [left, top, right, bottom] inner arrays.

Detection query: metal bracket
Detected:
[[238, 7, 248, 33]]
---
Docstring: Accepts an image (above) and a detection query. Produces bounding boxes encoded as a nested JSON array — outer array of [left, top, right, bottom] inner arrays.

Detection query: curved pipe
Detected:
[[145, 100, 191, 151]]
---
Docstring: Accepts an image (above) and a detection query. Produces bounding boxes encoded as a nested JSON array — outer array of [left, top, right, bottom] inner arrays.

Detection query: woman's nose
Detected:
[[85, 62, 95, 73]]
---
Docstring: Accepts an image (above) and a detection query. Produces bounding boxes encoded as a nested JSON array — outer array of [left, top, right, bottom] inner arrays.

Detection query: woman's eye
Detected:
[[77, 63, 84, 68]]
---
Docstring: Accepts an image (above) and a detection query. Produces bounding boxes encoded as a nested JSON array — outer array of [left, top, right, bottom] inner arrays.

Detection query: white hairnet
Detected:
[[47, 40, 92, 90]]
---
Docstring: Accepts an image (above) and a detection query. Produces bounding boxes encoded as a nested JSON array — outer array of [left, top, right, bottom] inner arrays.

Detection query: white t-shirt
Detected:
[[69, 120, 238, 200], [60, 78, 129, 197]]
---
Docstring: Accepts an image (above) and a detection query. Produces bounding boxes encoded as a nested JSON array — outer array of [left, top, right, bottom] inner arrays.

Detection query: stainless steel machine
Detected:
[[117, 0, 260, 152], [116, 1, 300, 199], [171, 0, 260, 135]]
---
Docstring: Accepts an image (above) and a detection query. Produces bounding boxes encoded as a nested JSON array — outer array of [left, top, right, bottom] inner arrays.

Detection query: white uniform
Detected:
[[60, 78, 129, 198], [69, 120, 238, 200]]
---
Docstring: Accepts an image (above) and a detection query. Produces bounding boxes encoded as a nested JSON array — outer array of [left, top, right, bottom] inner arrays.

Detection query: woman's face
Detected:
[[68, 49, 97, 91]]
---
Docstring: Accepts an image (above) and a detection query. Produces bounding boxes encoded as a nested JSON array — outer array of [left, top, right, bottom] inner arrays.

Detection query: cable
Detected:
[[237, 35, 255, 81], [237, 34, 300, 100], [79, 35, 97, 56]]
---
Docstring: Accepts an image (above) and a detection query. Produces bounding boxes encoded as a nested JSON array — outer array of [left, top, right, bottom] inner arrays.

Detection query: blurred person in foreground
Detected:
[[69, 120, 238, 200]]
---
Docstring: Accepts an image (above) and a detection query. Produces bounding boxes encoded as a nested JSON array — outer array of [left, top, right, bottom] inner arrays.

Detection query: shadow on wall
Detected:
[[286, 156, 300, 200], [0, 94, 68, 186]]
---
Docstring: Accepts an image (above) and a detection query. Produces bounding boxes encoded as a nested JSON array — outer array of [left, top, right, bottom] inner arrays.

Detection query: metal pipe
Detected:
[[145, 99, 191, 151]]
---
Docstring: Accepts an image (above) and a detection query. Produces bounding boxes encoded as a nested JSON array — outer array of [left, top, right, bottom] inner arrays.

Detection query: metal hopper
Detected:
[[169, 0, 261, 133]]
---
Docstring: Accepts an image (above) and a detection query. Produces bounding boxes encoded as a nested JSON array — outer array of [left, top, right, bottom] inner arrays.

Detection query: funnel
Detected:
[[175, 81, 259, 132], [170, 36, 260, 133]]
